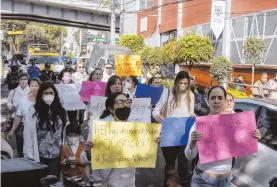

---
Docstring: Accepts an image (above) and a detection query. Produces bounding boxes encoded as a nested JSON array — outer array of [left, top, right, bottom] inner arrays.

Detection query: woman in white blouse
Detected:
[[185, 86, 261, 187], [6, 73, 30, 157], [153, 71, 195, 187], [7, 78, 41, 157]]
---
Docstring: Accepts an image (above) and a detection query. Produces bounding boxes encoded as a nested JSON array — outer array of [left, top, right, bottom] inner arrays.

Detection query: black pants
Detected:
[[67, 110, 84, 125], [15, 124, 24, 158], [40, 156, 61, 178], [162, 146, 190, 186]]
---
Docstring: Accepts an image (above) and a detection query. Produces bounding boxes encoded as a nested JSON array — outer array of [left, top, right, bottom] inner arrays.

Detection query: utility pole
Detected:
[[60, 32, 63, 55], [120, 0, 125, 34], [222, 0, 232, 60], [110, 0, 116, 45]]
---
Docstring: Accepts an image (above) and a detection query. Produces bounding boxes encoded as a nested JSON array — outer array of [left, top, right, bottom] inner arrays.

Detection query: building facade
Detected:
[[135, 0, 277, 66]]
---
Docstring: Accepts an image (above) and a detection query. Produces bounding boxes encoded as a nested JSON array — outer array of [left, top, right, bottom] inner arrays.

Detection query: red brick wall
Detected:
[[137, 0, 277, 37], [159, 0, 178, 33], [182, 0, 212, 28], [231, 0, 277, 17], [137, 9, 159, 38]]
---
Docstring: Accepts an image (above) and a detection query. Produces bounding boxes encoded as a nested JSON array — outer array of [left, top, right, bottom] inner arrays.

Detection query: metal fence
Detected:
[[181, 9, 277, 65]]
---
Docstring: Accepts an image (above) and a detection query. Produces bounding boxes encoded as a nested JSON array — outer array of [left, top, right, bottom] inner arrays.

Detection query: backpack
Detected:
[[8, 72, 19, 90]]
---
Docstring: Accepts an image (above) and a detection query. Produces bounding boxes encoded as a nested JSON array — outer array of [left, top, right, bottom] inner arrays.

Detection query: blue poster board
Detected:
[[135, 83, 163, 105], [160, 117, 195, 147]]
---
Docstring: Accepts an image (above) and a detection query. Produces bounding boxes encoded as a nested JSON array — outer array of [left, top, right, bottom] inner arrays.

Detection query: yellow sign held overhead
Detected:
[[8, 31, 24, 35], [91, 120, 161, 169], [115, 55, 142, 76]]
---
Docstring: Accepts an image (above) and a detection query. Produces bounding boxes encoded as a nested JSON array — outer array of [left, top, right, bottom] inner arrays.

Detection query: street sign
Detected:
[[8, 31, 24, 35]]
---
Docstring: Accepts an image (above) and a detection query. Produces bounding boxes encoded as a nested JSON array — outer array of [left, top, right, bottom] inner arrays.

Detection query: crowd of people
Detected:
[[230, 72, 277, 99], [4, 58, 262, 187]]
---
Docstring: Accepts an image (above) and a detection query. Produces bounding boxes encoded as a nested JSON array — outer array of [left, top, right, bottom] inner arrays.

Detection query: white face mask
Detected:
[[180, 85, 188, 92], [124, 82, 131, 89], [43, 95, 54, 105], [68, 136, 80, 145]]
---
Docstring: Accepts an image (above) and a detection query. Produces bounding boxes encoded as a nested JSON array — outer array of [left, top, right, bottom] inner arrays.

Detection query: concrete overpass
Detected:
[[1, 0, 120, 32]]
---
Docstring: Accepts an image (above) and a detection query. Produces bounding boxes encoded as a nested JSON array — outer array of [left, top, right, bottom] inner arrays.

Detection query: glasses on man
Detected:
[[115, 99, 132, 107]]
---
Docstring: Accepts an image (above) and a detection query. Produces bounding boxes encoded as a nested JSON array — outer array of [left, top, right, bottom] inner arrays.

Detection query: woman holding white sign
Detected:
[[185, 86, 261, 187], [81, 92, 161, 187], [153, 71, 195, 187]]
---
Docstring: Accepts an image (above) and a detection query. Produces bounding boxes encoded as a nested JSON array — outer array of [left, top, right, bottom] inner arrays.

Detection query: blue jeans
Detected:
[[191, 170, 233, 187]]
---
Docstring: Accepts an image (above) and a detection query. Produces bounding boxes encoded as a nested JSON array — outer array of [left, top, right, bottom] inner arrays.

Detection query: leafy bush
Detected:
[[244, 37, 266, 65], [161, 39, 177, 64], [210, 56, 233, 81], [174, 33, 214, 71], [119, 34, 145, 54]]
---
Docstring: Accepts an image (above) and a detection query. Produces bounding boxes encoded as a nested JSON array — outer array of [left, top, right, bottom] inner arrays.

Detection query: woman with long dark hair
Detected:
[[153, 71, 195, 187], [82, 92, 160, 186], [186, 86, 261, 187], [105, 75, 123, 97], [23, 82, 67, 177]]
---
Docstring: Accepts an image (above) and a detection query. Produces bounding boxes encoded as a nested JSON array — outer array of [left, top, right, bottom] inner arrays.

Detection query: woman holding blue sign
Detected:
[[186, 86, 261, 187], [153, 71, 195, 187]]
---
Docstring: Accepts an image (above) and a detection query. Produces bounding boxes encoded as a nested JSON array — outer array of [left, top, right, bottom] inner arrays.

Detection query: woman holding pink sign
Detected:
[[185, 86, 261, 187]]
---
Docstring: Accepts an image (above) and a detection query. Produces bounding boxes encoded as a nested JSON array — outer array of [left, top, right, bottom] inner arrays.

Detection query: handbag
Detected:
[[160, 88, 171, 118]]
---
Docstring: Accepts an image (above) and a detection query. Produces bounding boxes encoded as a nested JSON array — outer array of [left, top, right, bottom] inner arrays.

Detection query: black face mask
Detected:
[[114, 107, 131, 121]]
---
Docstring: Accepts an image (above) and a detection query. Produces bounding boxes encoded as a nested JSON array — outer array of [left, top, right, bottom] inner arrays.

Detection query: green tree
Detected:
[[119, 34, 145, 53], [210, 56, 233, 84], [24, 23, 67, 52], [243, 37, 266, 85], [174, 33, 214, 72], [161, 38, 177, 64], [1, 20, 28, 53]]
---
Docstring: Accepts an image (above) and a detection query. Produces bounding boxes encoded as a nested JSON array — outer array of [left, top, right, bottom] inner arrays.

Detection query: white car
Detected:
[[233, 98, 277, 187]]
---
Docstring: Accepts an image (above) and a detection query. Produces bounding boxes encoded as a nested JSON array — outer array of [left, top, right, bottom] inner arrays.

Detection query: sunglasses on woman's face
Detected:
[[115, 99, 132, 107], [78, 66, 84, 69]]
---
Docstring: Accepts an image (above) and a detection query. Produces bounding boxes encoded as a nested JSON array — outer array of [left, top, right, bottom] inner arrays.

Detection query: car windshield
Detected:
[[32, 56, 62, 64]]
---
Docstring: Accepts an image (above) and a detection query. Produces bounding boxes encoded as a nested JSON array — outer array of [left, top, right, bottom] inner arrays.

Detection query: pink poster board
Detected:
[[196, 111, 258, 164], [81, 81, 107, 101]]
